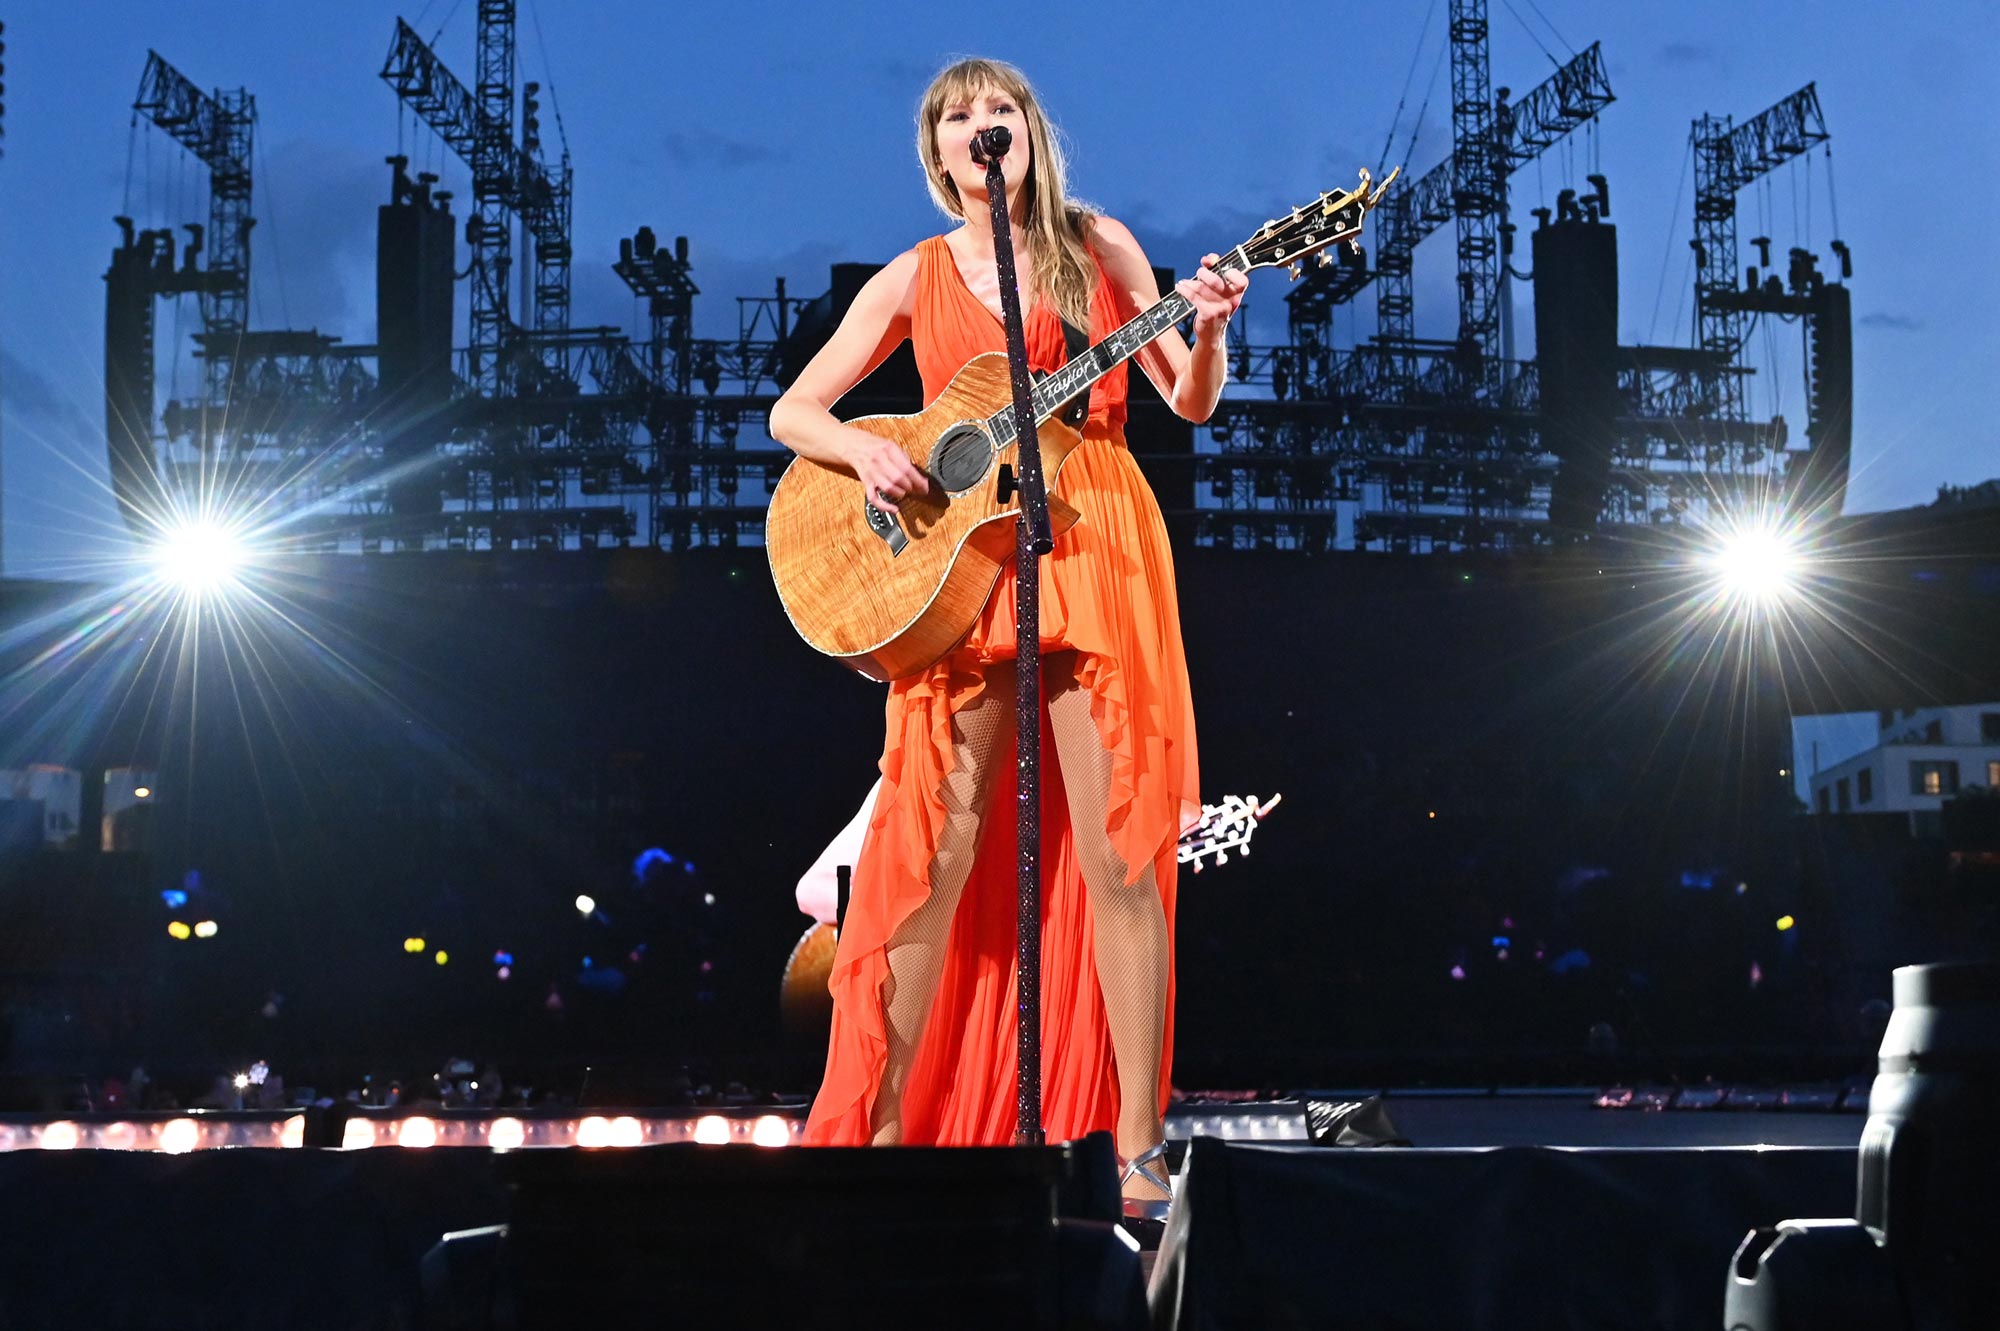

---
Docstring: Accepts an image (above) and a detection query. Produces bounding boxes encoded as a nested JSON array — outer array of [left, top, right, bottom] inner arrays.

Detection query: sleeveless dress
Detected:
[[803, 232, 1200, 1146]]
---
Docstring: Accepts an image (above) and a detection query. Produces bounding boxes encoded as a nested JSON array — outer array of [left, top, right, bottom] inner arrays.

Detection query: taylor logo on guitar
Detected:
[[766, 169, 1398, 682]]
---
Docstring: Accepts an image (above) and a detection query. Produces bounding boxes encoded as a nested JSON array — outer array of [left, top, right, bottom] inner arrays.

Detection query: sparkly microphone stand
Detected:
[[971, 124, 1051, 1147]]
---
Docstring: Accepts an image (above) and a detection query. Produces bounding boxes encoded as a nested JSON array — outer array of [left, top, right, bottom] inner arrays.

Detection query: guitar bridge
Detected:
[[865, 498, 909, 556]]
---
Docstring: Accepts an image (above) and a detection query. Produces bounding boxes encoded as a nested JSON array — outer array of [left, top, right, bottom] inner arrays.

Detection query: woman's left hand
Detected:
[[1177, 253, 1248, 343]]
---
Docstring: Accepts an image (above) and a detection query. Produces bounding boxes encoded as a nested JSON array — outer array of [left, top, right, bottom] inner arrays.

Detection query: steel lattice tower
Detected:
[[132, 54, 255, 437], [1448, 0, 1502, 370]]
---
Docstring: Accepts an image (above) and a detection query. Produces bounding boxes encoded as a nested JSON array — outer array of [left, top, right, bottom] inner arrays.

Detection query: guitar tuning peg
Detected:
[[1348, 238, 1362, 255], [1287, 262, 1302, 281], [1191, 860, 1204, 874], [1316, 251, 1334, 268], [1215, 850, 1228, 864]]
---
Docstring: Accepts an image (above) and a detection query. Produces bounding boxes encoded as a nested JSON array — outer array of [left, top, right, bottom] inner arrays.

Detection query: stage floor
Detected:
[[1339, 1090, 1865, 1150]]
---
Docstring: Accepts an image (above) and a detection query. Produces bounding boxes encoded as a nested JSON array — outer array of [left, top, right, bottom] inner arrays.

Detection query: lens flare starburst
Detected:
[[1704, 524, 1806, 605], [151, 520, 251, 597]]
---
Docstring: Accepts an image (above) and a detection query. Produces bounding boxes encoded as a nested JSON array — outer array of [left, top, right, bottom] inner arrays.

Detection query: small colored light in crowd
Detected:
[[232, 1073, 250, 1091], [168, 921, 192, 940], [693, 1115, 732, 1145], [404, 937, 426, 954], [1736, 882, 1750, 895], [1492, 936, 1510, 948], [1496, 948, 1510, 961], [1778, 768, 1789, 777], [39, 1122, 81, 1151], [161, 889, 188, 909], [496, 965, 512, 980], [397, 1117, 437, 1149], [1775, 915, 1796, 932], [493, 950, 514, 966], [487, 1118, 525, 1152], [1449, 965, 1467, 981], [574, 894, 596, 916], [1427, 811, 1436, 820], [751, 1116, 793, 1148], [1501, 917, 1515, 930], [134, 786, 153, 799], [158, 1119, 201, 1154], [434, 950, 449, 966], [1750, 961, 1765, 987], [193, 920, 218, 938], [575, 1116, 613, 1148], [703, 893, 716, 906]]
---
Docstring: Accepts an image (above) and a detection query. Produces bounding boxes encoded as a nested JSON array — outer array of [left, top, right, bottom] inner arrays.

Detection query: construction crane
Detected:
[[1690, 84, 1829, 424], [1290, 35, 1612, 386], [131, 51, 255, 426], [381, 4, 574, 397]]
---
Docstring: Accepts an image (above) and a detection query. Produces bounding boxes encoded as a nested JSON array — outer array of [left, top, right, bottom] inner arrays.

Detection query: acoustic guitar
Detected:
[[779, 791, 1284, 1036], [766, 170, 1397, 682]]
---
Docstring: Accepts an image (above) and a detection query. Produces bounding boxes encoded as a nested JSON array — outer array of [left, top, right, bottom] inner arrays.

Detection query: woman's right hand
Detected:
[[843, 428, 933, 514]]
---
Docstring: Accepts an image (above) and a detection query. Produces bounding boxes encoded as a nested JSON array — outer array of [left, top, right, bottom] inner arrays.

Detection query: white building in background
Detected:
[[0, 765, 84, 848], [1803, 704, 2000, 823]]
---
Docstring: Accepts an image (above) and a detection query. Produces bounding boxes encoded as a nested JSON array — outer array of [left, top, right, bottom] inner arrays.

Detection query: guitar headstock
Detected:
[[1232, 167, 1399, 281], [1177, 793, 1283, 874]]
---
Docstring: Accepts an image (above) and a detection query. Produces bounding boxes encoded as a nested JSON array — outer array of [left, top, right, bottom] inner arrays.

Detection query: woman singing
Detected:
[[767, 56, 1244, 1216]]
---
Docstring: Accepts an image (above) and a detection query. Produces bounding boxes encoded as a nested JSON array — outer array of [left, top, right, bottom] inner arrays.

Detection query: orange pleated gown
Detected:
[[803, 233, 1200, 1146]]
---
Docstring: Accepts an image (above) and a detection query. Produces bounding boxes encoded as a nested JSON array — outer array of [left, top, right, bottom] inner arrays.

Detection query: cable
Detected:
[[1497, 0, 1557, 65], [124, 113, 140, 218], [1403, 38, 1449, 170], [429, 0, 465, 46], [254, 133, 292, 331], [1647, 135, 1693, 347], [1377, 1, 1438, 178], [1521, 0, 1576, 56], [525, 0, 573, 158]]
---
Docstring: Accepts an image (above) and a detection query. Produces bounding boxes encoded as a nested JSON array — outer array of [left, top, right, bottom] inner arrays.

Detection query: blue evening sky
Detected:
[[0, 0, 1994, 576]]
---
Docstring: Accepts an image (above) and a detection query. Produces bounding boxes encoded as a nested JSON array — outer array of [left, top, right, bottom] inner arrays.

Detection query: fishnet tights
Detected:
[[870, 654, 1170, 1199]]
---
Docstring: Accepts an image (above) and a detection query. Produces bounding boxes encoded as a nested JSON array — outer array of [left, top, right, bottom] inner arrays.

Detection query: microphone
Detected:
[[969, 125, 1012, 166]]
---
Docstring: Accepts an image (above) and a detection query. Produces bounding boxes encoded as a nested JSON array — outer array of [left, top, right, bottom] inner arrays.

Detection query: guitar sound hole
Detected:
[[930, 424, 994, 494]]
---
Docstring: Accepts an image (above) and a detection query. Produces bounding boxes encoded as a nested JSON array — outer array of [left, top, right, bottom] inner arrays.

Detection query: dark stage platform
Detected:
[[0, 1091, 1871, 1329]]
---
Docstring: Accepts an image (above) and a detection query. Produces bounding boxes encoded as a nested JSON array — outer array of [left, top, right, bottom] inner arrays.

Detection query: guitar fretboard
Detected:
[[984, 247, 1249, 445]]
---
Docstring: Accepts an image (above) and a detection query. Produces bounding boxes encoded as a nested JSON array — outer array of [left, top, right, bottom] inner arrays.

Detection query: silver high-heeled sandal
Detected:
[[1119, 1141, 1174, 1222]]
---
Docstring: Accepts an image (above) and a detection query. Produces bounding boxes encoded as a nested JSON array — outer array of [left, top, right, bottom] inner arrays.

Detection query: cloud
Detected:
[[0, 349, 98, 436], [1657, 42, 1722, 68], [659, 130, 788, 170], [248, 137, 392, 338], [873, 56, 939, 90], [1859, 312, 1922, 332]]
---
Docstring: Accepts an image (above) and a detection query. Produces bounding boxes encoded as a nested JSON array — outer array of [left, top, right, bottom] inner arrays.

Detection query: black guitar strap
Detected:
[[1054, 315, 1091, 428]]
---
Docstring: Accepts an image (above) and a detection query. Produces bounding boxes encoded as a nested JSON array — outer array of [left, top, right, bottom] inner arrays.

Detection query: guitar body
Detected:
[[766, 352, 1086, 682], [767, 170, 1395, 681]]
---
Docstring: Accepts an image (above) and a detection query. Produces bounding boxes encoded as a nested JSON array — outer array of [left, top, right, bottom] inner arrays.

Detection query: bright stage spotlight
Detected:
[[149, 520, 249, 596], [1704, 523, 1806, 604]]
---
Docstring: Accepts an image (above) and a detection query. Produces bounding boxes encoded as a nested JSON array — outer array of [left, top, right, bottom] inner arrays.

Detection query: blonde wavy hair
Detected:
[[916, 58, 1099, 331]]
